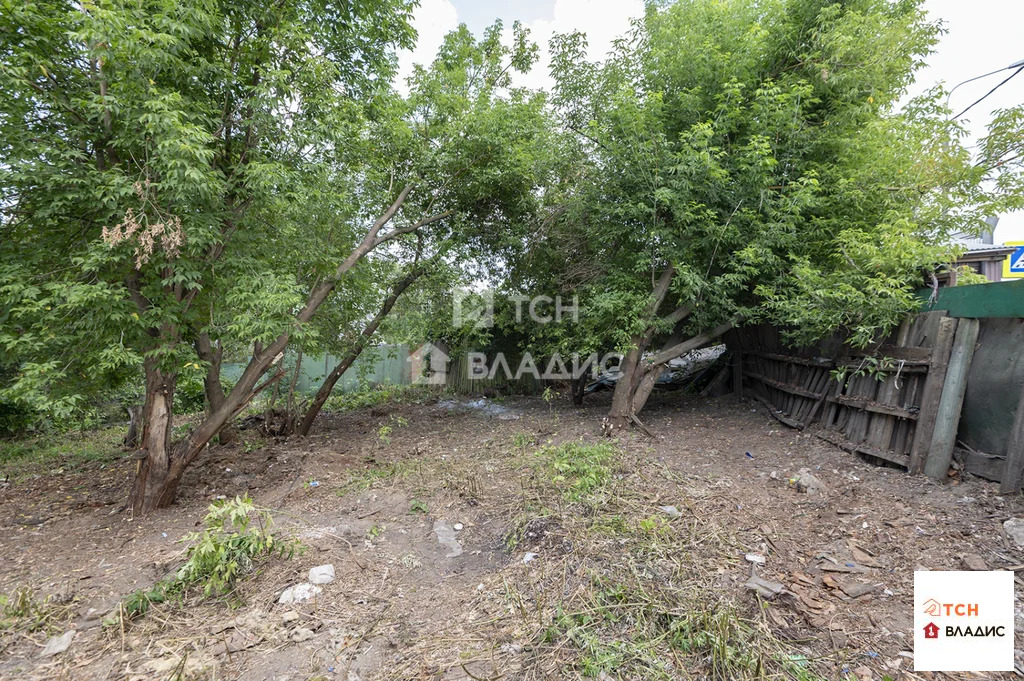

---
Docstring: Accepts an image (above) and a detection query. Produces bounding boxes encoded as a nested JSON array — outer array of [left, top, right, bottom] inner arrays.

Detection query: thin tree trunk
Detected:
[[296, 348, 362, 436], [123, 403, 142, 449], [195, 332, 235, 444], [282, 350, 303, 434], [296, 267, 422, 436]]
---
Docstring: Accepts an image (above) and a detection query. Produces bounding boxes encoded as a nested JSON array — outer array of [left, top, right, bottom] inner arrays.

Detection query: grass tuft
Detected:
[[535, 441, 617, 502]]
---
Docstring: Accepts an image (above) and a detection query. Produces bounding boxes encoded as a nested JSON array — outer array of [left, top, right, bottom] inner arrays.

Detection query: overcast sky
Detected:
[[398, 0, 1024, 244]]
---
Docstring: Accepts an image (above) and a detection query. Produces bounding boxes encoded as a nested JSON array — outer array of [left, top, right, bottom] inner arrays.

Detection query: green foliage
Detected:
[[952, 266, 990, 287], [0, 0, 418, 423], [507, 0, 1019, 365], [0, 2, 551, 493], [637, 515, 671, 537], [119, 495, 297, 619], [0, 426, 126, 480], [177, 495, 297, 597], [536, 441, 618, 502], [512, 432, 535, 449], [322, 383, 435, 414], [0, 399, 35, 437], [409, 498, 429, 514], [830, 356, 903, 384]]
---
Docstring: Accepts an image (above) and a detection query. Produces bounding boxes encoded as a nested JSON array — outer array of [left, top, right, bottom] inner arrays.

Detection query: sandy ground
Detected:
[[0, 390, 1021, 681]]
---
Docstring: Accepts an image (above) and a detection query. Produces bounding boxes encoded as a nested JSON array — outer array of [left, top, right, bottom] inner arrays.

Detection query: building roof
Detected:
[[956, 242, 1016, 259]]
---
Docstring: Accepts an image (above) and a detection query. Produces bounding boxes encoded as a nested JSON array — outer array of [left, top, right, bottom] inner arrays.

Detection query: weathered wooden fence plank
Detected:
[[924, 318, 979, 479], [998, 384, 1024, 493], [907, 317, 958, 474]]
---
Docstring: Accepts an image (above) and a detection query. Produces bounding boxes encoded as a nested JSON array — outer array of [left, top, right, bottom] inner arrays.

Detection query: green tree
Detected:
[[0, 3, 548, 512], [538, 0, 995, 432]]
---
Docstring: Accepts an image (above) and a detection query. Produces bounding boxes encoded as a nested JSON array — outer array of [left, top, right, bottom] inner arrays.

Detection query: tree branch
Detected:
[[645, 319, 737, 368]]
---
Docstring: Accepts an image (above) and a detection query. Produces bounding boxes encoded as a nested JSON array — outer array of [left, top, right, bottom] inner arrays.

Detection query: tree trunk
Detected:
[[295, 349, 362, 436], [604, 319, 735, 436], [128, 359, 181, 514], [605, 344, 647, 434], [295, 267, 422, 436], [195, 332, 235, 444], [125, 186, 448, 514], [281, 350, 303, 435], [123, 403, 142, 449]]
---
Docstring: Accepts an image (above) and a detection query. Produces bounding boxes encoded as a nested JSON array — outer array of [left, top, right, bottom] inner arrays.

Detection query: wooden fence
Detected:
[[729, 310, 982, 478]]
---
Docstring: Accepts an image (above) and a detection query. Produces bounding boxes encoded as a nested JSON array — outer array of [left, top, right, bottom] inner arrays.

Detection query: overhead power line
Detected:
[[950, 59, 1024, 121]]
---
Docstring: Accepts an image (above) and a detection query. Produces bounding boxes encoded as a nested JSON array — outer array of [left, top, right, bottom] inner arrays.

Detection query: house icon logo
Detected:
[[923, 622, 939, 639], [409, 342, 449, 385], [922, 598, 942, 616]]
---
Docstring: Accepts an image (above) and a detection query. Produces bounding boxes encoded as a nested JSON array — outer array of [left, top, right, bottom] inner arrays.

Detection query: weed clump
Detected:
[[118, 495, 298, 621], [536, 441, 617, 502]]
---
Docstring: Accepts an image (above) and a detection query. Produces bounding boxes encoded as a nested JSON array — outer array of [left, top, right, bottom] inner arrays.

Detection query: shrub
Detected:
[[119, 495, 298, 619]]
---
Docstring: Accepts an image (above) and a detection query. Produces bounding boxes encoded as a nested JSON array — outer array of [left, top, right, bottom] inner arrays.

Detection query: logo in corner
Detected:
[[924, 622, 940, 639], [922, 598, 942, 617]]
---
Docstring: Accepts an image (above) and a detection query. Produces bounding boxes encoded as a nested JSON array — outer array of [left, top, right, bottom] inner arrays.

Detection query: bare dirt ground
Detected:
[[1, 390, 1022, 681]]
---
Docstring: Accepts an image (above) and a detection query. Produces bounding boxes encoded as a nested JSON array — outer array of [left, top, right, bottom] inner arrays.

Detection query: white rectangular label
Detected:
[[914, 570, 1014, 671]]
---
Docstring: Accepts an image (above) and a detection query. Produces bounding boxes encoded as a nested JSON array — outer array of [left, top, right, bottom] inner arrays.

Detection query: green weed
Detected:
[[536, 441, 617, 502], [511, 431, 534, 449], [117, 495, 298, 621], [322, 383, 434, 413], [0, 586, 72, 633], [0, 426, 126, 479]]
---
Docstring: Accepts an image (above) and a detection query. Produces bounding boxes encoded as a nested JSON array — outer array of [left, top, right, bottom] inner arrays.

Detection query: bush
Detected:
[[119, 495, 298, 619], [0, 399, 35, 438], [322, 382, 435, 413]]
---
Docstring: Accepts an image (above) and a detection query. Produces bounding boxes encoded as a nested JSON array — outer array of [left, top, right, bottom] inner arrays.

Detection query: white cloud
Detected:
[[508, 0, 645, 92], [396, 0, 460, 92], [397, 0, 643, 94]]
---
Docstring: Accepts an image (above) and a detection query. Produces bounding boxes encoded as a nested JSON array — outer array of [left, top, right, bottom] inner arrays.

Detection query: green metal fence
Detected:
[[919, 279, 1024, 318], [222, 344, 411, 395]]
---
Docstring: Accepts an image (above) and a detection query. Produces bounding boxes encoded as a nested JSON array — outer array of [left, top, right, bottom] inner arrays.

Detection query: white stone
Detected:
[[290, 627, 315, 642], [278, 583, 322, 605], [1004, 518, 1024, 547], [658, 505, 682, 517], [308, 564, 336, 585], [40, 631, 75, 657], [522, 552, 539, 564]]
